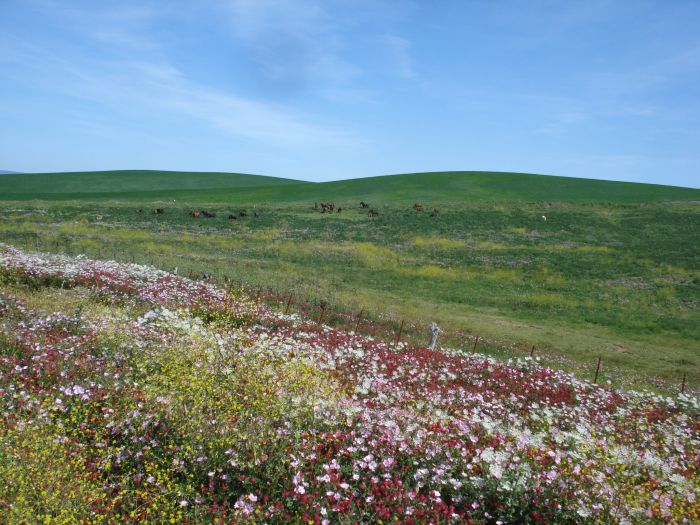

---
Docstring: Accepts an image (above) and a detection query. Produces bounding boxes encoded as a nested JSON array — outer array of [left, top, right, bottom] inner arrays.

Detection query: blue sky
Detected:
[[1, 1, 699, 187]]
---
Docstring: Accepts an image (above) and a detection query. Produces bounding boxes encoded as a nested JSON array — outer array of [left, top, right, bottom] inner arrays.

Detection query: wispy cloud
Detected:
[[380, 34, 417, 79], [2, 1, 360, 150], [536, 109, 590, 135], [124, 61, 357, 147], [221, 0, 418, 91], [90, 29, 158, 51], [222, 0, 359, 88]]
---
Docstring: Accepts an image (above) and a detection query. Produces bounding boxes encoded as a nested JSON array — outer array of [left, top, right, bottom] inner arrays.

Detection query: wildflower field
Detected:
[[1, 243, 698, 524], [2, 194, 698, 393]]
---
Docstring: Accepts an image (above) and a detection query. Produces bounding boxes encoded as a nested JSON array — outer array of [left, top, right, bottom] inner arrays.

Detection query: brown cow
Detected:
[[202, 210, 216, 218], [228, 214, 237, 220], [191, 210, 201, 218], [153, 208, 164, 214], [413, 203, 424, 211], [239, 210, 248, 217], [368, 209, 379, 217]]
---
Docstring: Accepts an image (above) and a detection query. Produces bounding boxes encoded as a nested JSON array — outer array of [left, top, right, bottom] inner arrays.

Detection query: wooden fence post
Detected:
[[284, 294, 293, 315], [681, 372, 687, 394], [355, 308, 364, 332], [473, 336, 480, 352], [593, 356, 602, 384], [394, 320, 405, 345], [530, 345, 535, 357], [318, 302, 327, 325]]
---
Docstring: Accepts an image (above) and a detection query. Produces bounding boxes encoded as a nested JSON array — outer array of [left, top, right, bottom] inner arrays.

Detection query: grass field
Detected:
[[0, 169, 304, 195], [2, 169, 699, 203], [0, 170, 698, 393]]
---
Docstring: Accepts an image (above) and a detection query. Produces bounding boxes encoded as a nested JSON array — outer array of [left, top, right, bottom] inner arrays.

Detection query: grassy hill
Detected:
[[299, 171, 700, 204], [0, 169, 304, 195], [1, 170, 698, 203]]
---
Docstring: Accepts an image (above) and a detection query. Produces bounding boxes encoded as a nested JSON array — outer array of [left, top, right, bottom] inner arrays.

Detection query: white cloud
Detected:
[[125, 61, 357, 147], [381, 34, 416, 79], [222, 0, 359, 86], [39, 54, 358, 149], [0, 1, 361, 150], [91, 30, 158, 51]]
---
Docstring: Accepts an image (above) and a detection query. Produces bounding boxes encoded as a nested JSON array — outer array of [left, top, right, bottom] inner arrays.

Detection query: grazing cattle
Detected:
[[368, 209, 379, 217], [202, 210, 216, 218], [153, 208, 164, 215], [239, 210, 248, 217], [413, 203, 424, 212], [135, 208, 143, 214], [337, 207, 342, 213], [95, 214, 103, 221], [253, 211, 260, 218], [360, 201, 369, 208], [429, 208, 439, 217], [190, 210, 201, 218], [320, 202, 335, 213], [228, 214, 237, 220]]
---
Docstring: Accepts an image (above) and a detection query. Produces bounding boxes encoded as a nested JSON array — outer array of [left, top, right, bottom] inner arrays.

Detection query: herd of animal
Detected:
[[135, 208, 259, 219], [131, 202, 440, 220], [315, 201, 341, 213], [315, 201, 439, 218]]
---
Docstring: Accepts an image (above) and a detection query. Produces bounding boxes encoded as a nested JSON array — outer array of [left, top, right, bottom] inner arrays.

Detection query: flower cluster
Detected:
[[1, 244, 698, 524]]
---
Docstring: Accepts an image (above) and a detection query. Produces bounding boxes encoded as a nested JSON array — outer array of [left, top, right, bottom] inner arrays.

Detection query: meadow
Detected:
[[0, 170, 698, 393], [1, 244, 698, 523]]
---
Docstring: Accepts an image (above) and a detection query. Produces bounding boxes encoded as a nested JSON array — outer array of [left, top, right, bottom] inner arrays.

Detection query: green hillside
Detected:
[[0, 169, 304, 195], [1, 170, 698, 203], [303, 171, 700, 204]]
